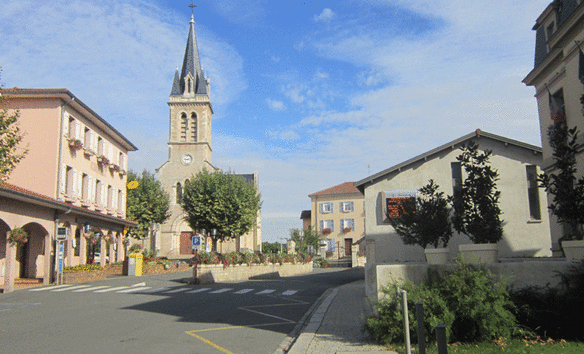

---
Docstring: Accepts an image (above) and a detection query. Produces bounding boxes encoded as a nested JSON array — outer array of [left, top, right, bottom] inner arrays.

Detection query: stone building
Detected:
[[155, 15, 261, 257]]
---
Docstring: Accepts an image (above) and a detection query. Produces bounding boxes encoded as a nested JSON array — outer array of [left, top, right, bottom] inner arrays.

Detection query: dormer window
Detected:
[[184, 73, 195, 95], [546, 22, 555, 41]]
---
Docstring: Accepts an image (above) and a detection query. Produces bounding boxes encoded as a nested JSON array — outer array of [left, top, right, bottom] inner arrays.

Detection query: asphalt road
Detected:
[[0, 267, 364, 354]]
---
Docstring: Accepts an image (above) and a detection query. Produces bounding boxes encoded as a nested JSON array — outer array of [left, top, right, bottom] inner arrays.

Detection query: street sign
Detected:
[[192, 236, 201, 250], [57, 242, 64, 274], [56, 227, 68, 241]]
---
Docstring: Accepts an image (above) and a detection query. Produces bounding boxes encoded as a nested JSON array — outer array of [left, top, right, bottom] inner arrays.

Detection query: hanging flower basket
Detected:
[[109, 164, 121, 172], [84, 232, 98, 245], [122, 238, 130, 245], [342, 227, 352, 234], [103, 234, 114, 244], [68, 139, 83, 150], [322, 228, 332, 235], [97, 155, 110, 166], [119, 169, 127, 176], [8, 227, 28, 245]]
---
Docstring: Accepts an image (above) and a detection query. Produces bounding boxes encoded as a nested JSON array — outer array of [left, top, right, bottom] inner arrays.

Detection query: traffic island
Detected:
[[192, 262, 313, 284]]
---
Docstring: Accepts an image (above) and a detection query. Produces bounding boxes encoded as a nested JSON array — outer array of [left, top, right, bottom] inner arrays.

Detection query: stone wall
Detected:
[[63, 263, 191, 284], [193, 262, 313, 284], [366, 259, 574, 303]]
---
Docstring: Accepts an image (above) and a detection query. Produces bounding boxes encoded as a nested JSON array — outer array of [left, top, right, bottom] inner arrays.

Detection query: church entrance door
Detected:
[[180, 232, 193, 255]]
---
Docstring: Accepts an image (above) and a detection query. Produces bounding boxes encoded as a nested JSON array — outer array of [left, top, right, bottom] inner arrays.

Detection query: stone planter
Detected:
[[458, 243, 498, 264], [562, 240, 584, 261], [424, 248, 449, 265]]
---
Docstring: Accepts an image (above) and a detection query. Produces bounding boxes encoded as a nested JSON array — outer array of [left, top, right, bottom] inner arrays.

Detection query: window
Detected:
[[340, 201, 354, 213], [451, 162, 462, 195], [81, 173, 90, 202], [65, 166, 75, 196], [118, 152, 124, 169], [320, 220, 334, 233], [550, 89, 566, 123], [180, 113, 188, 141], [176, 182, 183, 203], [107, 185, 114, 209], [546, 22, 555, 41], [191, 112, 197, 141], [84, 127, 91, 149], [74, 228, 81, 257], [340, 219, 355, 232], [526, 165, 541, 220], [117, 190, 123, 212], [68, 117, 76, 139], [97, 137, 104, 156], [319, 202, 333, 214], [95, 179, 103, 206]]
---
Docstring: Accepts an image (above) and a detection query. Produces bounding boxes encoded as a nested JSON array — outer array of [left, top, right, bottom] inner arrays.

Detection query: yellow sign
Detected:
[[127, 180, 139, 189]]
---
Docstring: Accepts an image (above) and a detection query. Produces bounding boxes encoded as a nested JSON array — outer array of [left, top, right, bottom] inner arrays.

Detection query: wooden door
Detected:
[[180, 232, 193, 255], [344, 238, 352, 256]]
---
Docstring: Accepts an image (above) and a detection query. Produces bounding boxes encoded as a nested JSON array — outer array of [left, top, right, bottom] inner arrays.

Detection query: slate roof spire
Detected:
[[170, 14, 208, 96]]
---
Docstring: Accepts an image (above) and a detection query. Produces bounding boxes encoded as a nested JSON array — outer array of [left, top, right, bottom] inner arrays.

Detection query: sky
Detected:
[[1, 0, 551, 242]]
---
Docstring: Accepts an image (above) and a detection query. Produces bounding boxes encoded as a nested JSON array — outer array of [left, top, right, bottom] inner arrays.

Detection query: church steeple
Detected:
[[171, 15, 208, 96]]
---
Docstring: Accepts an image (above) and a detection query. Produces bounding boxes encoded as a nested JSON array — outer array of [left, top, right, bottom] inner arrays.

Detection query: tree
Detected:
[[290, 228, 322, 254], [261, 242, 281, 254], [451, 141, 503, 244], [126, 170, 170, 239], [182, 169, 262, 252], [538, 123, 584, 240], [0, 70, 27, 182], [388, 179, 452, 249]]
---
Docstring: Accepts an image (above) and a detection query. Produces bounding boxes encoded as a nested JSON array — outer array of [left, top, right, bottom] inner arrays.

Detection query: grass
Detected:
[[388, 337, 584, 354]]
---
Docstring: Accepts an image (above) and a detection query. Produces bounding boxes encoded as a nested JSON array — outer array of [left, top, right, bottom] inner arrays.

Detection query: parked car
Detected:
[[94, 253, 109, 263]]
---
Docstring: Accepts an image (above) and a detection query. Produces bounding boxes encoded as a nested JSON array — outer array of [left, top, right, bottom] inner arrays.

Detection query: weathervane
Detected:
[[189, 1, 196, 15]]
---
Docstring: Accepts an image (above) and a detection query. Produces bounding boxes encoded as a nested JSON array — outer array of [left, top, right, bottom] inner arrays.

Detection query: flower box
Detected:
[[97, 155, 110, 166], [562, 240, 584, 261], [68, 139, 83, 150], [322, 228, 332, 235], [109, 164, 121, 172], [83, 148, 95, 156], [342, 227, 352, 234], [459, 243, 498, 264]]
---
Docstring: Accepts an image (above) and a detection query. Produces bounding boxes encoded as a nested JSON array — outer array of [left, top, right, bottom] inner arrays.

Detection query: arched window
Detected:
[[180, 113, 188, 141], [176, 182, 183, 203], [190, 112, 197, 141]]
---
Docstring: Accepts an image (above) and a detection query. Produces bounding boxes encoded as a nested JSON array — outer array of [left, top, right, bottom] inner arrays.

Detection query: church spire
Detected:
[[171, 14, 208, 96]]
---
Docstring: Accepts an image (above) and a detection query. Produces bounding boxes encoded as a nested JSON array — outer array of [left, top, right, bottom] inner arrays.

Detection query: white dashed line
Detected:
[[29, 285, 71, 291], [52, 285, 91, 292], [234, 289, 254, 294], [281, 290, 298, 296], [117, 287, 152, 293], [164, 287, 190, 293], [209, 288, 233, 294], [256, 289, 276, 295], [73, 286, 110, 292], [94, 286, 130, 293], [186, 288, 211, 293]]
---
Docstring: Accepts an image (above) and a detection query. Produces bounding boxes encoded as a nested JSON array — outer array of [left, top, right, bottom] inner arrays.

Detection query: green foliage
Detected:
[[128, 244, 141, 253], [365, 259, 526, 345], [261, 242, 281, 254], [0, 76, 28, 182], [126, 170, 170, 239], [290, 228, 322, 254], [190, 251, 310, 266], [512, 260, 584, 341], [538, 124, 584, 240], [451, 141, 503, 244], [389, 179, 452, 248], [182, 169, 262, 249], [63, 264, 103, 272]]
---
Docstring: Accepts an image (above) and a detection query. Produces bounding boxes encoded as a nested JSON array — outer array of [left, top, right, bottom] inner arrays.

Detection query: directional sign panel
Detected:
[[192, 236, 201, 250]]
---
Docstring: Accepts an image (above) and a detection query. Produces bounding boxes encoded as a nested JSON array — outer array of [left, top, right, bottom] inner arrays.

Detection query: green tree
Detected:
[[261, 242, 281, 254], [451, 141, 503, 244], [126, 170, 170, 239], [388, 179, 452, 248], [0, 70, 27, 181], [290, 228, 321, 254], [182, 169, 262, 252]]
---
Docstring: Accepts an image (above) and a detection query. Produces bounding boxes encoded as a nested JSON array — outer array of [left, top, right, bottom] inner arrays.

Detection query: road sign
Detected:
[[56, 227, 68, 241], [57, 242, 64, 274], [192, 236, 201, 250]]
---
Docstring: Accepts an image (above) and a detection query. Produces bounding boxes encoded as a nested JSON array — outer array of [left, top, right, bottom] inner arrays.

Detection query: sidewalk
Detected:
[[279, 279, 396, 354]]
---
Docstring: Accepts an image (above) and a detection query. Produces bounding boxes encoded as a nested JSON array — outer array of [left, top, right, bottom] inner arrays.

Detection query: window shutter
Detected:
[[60, 166, 67, 196], [330, 220, 334, 232], [350, 219, 355, 230], [330, 203, 334, 213], [75, 122, 81, 140], [320, 220, 324, 231], [320, 203, 324, 213], [71, 170, 77, 197]]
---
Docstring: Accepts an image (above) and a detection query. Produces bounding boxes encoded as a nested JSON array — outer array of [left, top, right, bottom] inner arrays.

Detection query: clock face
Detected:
[[182, 154, 193, 165]]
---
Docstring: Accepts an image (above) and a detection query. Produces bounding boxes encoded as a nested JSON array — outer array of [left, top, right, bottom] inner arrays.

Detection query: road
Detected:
[[0, 267, 363, 354]]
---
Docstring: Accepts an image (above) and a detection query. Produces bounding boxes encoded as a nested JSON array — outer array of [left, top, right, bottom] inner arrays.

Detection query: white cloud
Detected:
[[313, 8, 335, 23], [314, 69, 329, 80], [266, 98, 287, 111]]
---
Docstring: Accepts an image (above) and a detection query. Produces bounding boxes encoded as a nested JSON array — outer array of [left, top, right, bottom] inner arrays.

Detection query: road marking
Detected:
[[186, 288, 211, 293], [73, 286, 110, 292], [164, 287, 190, 293], [281, 290, 298, 296], [209, 288, 233, 294], [117, 287, 151, 293], [186, 329, 236, 354], [256, 289, 275, 294], [234, 289, 254, 294], [140, 287, 171, 293], [52, 285, 91, 292], [94, 286, 129, 293], [29, 285, 70, 291]]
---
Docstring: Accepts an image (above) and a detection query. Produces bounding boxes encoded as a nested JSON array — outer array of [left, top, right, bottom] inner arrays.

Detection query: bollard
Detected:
[[416, 302, 426, 354], [436, 324, 448, 354], [401, 290, 411, 354]]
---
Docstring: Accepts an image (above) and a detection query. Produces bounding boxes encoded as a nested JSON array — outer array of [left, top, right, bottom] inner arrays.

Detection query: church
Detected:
[[154, 14, 262, 258]]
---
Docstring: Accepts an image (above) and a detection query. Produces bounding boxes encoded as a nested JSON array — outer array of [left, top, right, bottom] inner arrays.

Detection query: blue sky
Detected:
[[1, 0, 550, 242]]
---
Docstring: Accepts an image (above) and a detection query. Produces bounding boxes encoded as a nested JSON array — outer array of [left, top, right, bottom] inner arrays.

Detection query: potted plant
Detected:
[[451, 142, 503, 264], [342, 227, 352, 234], [538, 123, 584, 260], [322, 228, 332, 235], [68, 138, 83, 150], [388, 179, 452, 264], [8, 227, 28, 245], [97, 155, 110, 166]]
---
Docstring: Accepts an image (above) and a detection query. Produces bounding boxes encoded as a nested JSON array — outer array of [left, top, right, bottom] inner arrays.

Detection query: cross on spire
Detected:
[[189, 1, 196, 15]]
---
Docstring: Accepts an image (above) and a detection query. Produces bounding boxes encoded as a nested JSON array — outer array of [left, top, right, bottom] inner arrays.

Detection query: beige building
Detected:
[[1, 88, 137, 292], [522, 0, 584, 255], [308, 182, 365, 259], [155, 15, 261, 257], [355, 130, 552, 264]]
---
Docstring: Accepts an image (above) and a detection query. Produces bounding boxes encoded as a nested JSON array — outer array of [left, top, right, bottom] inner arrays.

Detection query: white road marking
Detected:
[[94, 286, 129, 293], [256, 289, 276, 295], [164, 287, 190, 293], [209, 288, 233, 294], [29, 285, 71, 291], [281, 290, 298, 296], [73, 286, 110, 292], [141, 287, 171, 293], [117, 287, 151, 293], [52, 285, 91, 292], [234, 289, 254, 294], [186, 288, 211, 293]]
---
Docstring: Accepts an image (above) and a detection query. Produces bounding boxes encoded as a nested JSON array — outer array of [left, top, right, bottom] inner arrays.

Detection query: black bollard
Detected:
[[436, 324, 447, 354], [416, 302, 426, 354]]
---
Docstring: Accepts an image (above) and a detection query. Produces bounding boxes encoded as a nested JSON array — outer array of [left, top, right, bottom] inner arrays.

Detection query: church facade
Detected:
[[154, 15, 261, 258]]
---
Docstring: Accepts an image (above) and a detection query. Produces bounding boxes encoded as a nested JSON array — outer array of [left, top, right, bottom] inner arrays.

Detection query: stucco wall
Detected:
[[194, 262, 313, 283], [363, 137, 551, 264]]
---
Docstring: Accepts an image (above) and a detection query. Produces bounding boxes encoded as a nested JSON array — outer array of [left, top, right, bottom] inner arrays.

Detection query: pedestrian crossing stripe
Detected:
[[29, 284, 71, 291], [29, 286, 299, 296], [187, 288, 211, 293], [281, 290, 298, 296], [256, 289, 275, 294], [164, 287, 190, 293], [52, 285, 90, 292], [73, 286, 110, 292], [209, 288, 233, 294], [234, 289, 254, 294], [94, 286, 129, 293], [117, 287, 151, 293]]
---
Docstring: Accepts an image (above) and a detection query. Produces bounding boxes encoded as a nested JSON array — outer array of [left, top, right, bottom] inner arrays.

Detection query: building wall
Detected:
[[310, 193, 365, 258], [363, 138, 551, 264]]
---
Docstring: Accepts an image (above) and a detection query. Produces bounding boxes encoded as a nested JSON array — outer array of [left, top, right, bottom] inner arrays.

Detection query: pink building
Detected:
[[1, 88, 137, 293]]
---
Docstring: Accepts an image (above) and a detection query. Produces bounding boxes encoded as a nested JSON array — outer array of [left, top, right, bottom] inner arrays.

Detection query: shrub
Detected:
[[64, 264, 103, 272], [364, 259, 528, 344]]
